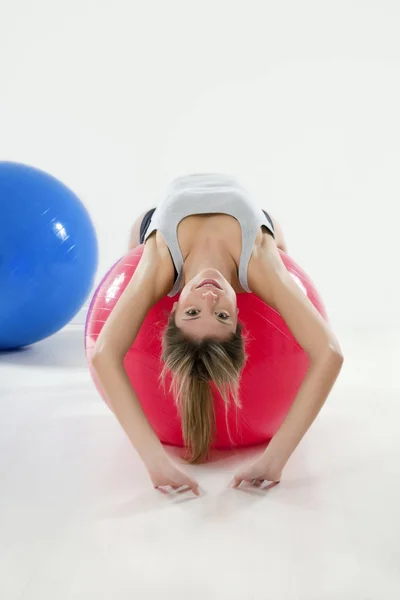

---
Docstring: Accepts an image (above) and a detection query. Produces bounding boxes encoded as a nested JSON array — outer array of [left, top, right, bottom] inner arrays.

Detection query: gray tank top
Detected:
[[144, 173, 275, 297]]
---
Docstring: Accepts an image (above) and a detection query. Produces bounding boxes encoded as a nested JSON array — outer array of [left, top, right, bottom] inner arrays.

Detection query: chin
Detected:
[[198, 268, 224, 279]]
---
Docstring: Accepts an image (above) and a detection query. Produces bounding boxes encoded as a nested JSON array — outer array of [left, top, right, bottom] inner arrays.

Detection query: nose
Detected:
[[201, 289, 218, 304]]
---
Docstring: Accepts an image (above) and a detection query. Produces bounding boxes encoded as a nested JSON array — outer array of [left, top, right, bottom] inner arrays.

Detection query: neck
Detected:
[[182, 238, 237, 286]]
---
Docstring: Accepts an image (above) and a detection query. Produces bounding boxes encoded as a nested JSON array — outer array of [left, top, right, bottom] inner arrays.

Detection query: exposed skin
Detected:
[[172, 274, 238, 340], [128, 212, 288, 342], [91, 209, 343, 495]]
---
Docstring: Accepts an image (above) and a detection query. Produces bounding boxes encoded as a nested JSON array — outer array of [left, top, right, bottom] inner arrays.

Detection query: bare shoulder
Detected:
[[92, 234, 174, 359], [138, 232, 175, 298], [248, 236, 343, 359], [247, 233, 285, 302]]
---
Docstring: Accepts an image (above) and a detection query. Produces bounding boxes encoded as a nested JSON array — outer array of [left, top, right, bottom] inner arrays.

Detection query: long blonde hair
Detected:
[[160, 313, 247, 463]]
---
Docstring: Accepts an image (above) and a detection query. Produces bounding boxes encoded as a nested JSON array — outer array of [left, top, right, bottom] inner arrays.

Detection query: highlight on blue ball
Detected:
[[0, 162, 98, 350]]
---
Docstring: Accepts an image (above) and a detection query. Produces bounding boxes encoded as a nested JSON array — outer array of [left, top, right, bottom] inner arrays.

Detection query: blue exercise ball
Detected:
[[0, 162, 98, 350]]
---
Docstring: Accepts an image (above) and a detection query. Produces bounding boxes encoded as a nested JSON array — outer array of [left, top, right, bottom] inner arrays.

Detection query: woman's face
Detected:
[[172, 268, 238, 341]]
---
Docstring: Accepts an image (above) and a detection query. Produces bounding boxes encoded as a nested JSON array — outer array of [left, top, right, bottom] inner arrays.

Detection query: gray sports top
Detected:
[[144, 173, 275, 297]]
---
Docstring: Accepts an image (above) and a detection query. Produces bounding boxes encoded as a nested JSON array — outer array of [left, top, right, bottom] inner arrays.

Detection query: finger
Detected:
[[168, 477, 199, 496], [175, 484, 200, 496], [182, 477, 200, 496], [252, 478, 264, 487], [166, 480, 186, 491], [155, 483, 184, 493], [232, 476, 243, 488], [154, 485, 168, 495]]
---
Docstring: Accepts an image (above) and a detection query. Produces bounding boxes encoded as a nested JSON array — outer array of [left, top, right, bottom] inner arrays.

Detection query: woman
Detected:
[[92, 173, 343, 496]]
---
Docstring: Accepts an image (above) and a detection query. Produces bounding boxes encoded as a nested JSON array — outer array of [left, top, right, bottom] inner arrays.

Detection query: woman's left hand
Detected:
[[231, 454, 283, 488]]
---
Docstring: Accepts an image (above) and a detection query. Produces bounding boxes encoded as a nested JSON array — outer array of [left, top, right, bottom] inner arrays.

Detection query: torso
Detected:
[[147, 212, 276, 294]]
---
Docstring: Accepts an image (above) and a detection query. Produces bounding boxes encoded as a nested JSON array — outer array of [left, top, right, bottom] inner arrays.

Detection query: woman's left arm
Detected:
[[248, 242, 344, 471]]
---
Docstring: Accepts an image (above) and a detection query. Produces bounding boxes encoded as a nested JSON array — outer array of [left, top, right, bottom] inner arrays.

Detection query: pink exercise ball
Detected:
[[85, 245, 328, 449]]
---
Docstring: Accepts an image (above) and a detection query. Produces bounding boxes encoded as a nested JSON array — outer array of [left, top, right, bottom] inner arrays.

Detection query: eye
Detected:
[[184, 309, 231, 321], [217, 312, 230, 320]]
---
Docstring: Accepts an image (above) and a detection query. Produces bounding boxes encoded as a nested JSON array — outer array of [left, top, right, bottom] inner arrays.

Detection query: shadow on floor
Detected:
[[0, 326, 87, 369]]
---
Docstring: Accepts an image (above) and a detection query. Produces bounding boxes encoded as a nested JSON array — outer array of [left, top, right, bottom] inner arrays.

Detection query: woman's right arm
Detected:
[[269, 213, 288, 253], [91, 238, 173, 467]]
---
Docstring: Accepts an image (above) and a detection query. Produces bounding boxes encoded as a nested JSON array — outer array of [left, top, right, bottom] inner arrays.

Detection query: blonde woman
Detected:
[[92, 173, 343, 495]]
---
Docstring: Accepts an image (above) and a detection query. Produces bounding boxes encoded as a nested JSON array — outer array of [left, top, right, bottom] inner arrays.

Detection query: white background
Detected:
[[1, 1, 399, 328], [2, 4, 400, 600]]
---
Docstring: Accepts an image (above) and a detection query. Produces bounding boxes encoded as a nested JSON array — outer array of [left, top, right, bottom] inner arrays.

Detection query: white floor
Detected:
[[1, 323, 399, 600]]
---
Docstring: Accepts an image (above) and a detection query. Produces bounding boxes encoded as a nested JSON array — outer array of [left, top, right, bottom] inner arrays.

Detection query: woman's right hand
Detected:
[[145, 454, 200, 496]]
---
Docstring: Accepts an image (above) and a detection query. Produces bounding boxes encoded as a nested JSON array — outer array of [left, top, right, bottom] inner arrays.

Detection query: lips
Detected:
[[196, 279, 222, 290]]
